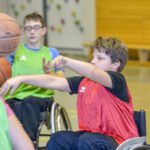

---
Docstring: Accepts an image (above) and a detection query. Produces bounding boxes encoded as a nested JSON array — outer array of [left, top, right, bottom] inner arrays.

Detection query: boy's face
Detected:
[[24, 20, 46, 45], [91, 48, 120, 72]]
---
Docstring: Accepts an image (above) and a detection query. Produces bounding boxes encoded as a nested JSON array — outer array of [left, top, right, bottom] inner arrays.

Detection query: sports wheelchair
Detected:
[[117, 110, 150, 150], [34, 101, 72, 150], [11, 98, 72, 150], [36, 109, 149, 150]]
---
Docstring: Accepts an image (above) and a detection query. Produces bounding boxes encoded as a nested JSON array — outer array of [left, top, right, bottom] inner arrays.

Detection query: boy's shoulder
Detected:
[[49, 47, 59, 57], [49, 47, 59, 52], [107, 71, 125, 81]]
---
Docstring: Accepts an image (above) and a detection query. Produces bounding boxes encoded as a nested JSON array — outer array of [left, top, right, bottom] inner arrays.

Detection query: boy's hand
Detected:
[[0, 77, 21, 96], [42, 58, 51, 74], [51, 56, 67, 69]]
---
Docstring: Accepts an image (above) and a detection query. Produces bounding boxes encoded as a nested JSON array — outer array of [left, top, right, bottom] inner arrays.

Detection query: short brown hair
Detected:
[[92, 37, 128, 72], [23, 12, 45, 27]]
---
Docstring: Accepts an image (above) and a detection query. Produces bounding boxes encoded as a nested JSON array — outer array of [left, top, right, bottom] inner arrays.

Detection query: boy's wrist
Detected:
[[62, 56, 67, 66], [16, 76, 24, 83]]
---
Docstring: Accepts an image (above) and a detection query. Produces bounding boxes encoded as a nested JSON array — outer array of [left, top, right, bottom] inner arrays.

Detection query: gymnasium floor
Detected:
[[41, 55, 150, 146]]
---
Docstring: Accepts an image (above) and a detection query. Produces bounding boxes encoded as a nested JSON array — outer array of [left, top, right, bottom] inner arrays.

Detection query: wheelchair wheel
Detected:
[[131, 145, 150, 150], [51, 102, 72, 133], [35, 102, 72, 150]]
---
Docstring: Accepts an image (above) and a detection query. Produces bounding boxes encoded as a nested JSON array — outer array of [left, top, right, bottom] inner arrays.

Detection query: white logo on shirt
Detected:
[[79, 86, 86, 93], [19, 55, 27, 61]]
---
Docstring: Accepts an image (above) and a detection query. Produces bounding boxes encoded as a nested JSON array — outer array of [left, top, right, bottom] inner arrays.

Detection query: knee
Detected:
[[78, 134, 113, 150], [47, 132, 64, 149], [48, 132, 61, 144], [78, 135, 91, 150]]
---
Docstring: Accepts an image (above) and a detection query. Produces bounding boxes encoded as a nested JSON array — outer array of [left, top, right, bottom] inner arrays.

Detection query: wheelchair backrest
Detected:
[[133, 110, 146, 137]]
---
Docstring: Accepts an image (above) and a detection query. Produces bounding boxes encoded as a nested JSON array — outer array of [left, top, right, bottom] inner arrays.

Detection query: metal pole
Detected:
[[43, 0, 48, 46]]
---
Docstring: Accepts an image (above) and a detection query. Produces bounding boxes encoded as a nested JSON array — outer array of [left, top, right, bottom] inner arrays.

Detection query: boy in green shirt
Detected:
[[5, 12, 64, 141]]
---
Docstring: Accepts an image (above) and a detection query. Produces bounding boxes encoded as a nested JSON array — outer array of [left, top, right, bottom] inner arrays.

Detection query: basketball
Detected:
[[0, 57, 11, 87], [0, 12, 21, 56]]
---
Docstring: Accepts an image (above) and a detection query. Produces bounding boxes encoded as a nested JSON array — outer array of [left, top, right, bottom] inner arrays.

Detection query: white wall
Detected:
[[83, 0, 96, 43], [82, 0, 96, 56], [5, 0, 96, 56], [47, 0, 84, 50], [57, 0, 96, 55], [7, 0, 43, 25]]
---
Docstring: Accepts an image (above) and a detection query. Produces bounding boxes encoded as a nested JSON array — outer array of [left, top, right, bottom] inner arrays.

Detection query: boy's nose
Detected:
[[30, 29, 35, 33]]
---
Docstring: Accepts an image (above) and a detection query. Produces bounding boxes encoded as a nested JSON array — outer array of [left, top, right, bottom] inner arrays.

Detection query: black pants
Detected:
[[6, 96, 54, 141]]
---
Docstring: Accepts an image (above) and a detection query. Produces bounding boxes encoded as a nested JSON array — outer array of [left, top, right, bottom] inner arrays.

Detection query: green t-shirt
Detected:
[[0, 99, 12, 150], [5, 44, 54, 100]]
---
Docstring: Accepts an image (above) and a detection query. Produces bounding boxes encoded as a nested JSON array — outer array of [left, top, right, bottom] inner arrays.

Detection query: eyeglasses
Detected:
[[24, 25, 43, 32]]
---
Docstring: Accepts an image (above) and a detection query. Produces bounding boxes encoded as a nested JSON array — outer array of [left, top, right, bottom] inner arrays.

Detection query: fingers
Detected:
[[0, 78, 19, 97], [51, 56, 66, 69], [42, 57, 46, 65], [47, 60, 51, 66], [42, 58, 51, 67], [42, 57, 54, 74], [44, 62, 52, 74], [51, 57, 60, 67], [9, 85, 18, 96], [42, 56, 66, 73], [0, 82, 11, 96], [42, 58, 50, 74]]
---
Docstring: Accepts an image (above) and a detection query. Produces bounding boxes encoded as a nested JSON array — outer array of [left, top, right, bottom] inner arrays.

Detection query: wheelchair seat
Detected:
[[116, 110, 150, 150]]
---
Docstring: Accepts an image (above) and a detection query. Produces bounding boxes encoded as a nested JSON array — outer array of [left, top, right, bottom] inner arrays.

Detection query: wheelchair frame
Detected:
[[35, 109, 150, 150], [116, 110, 150, 150], [34, 102, 72, 150]]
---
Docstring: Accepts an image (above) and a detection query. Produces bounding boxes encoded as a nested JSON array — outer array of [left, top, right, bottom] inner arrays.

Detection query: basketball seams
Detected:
[[0, 12, 21, 57], [0, 39, 20, 54], [0, 35, 20, 39]]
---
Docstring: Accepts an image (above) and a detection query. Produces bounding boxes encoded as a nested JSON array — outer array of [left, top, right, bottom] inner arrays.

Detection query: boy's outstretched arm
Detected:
[[0, 75, 70, 96], [50, 56, 113, 88]]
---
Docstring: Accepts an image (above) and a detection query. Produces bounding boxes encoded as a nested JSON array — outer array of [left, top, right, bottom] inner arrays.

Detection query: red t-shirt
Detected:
[[77, 78, 139, 144]]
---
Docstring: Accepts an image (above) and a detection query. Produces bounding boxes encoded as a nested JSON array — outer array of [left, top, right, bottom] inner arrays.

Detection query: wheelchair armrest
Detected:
[[116, 136, 146, 150]]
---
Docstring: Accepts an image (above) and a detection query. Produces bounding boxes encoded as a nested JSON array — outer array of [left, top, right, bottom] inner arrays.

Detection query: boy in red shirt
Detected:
[[0, 37, 138, 150]]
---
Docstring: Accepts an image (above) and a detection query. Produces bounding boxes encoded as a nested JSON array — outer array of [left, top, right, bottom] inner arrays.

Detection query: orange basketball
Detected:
[[0, 57, 11, 87], [0, 13, 21, 56]]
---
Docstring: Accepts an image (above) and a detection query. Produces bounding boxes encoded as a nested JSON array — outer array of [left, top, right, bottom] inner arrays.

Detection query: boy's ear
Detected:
[[42, 26, 47, 35], [112, 61, 120, 71]]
